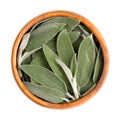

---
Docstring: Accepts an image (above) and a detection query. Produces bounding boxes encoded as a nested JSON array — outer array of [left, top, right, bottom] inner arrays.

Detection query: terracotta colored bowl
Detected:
[[11, 10, 109, 109]]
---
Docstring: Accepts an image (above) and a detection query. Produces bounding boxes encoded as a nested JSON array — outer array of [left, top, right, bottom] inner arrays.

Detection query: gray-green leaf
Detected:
[[93, 48, 103, 83], [26, 23, 65, 51], [41, 17, 80, 32], [73, 35, 84, 53], [19, 33, 31, 53], [80, 80, 95, 95], [78, 24, 90, 36], [21, 65, 67, 94], [30, 18, 53, 32], [31, 50, 50, 69], [18, 33, 31, 66], [22, 55, 32, 65], [55, 59, 79, 99], [24, 82, 65, 103], [18, 47, 41, 66], [69, 31, 80, 43], [57, 29, 75, 67], [76, 35, 95, 87], [55, 59, 73, 83], [46, 38, 57, 53], [43, 45, 73, 93], [70, 54, 78, 77], [31, 79, 37, 84]]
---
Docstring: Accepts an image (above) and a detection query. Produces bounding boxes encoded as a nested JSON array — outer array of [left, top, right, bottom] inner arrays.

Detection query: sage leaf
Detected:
[[24, 82, 65, 103], [31, 50, 50, 69], [78, 24, 90, 36], [18, 47, 41, 66], [55, 59, 79, 99], [80, 80, 95, 95], [46, 38, 57, 53], [76, 35, 95, 87], [69, 31, 80, 43], [70, 54, 78, 77], [19, 33, 31, 53], [81, 84, 96, 96], [30, 18, 53, 32], [55, 59, 73, 82], [22, 55, 32, 65], [43, 45, 73, 93], [73, 35, 84, 53], [31, 52, 42, 66], [31, 79, 37, 84], [21, 65, 67, 94], [26, 23, 65, 51], [41, 17, 80, 32], [18, 33, 31, 66], [93, 48, 104, 83], [57, 29, 74, 67]]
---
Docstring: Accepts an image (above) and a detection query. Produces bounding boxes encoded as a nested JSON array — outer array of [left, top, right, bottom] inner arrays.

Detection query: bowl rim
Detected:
[[11, 10, 109, 109]]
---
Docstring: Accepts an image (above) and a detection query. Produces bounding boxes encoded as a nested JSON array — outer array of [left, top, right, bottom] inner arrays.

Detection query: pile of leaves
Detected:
[[17, 17, 104, 103]]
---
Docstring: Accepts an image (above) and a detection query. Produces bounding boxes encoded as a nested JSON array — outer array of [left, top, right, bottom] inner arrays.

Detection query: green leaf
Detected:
[[31, 52, 43, 65], [19, 33, 31, 53], [43, 45, 73, 93], [30, 79, 37, 84], [55, 59, 79, 99], [55, 59, 73, 82], [76, 35, 95, 87], [26, 23, 65, 51], [21, 65, 67, 94], [73, 35, 84, 53], [18, 33, 31, 66], [93, 48, 104, 83], [31, 50, 50, 69], [70, 54, 78, 77], [24, 82, 65, 103], [30, 18, 53, 32], [41, 17, 80, 32], [80, 80, 95, 95], [78, 24, 90, 36], [18, 47, 41, 66], [69, 31, 80, 43], [46, 38, 57, 53], [22, 55, 32, 65], [57, 29, 74, 67]]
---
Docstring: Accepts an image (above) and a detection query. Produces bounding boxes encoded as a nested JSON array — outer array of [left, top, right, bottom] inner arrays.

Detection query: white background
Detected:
[[0, 0, 119, 119]]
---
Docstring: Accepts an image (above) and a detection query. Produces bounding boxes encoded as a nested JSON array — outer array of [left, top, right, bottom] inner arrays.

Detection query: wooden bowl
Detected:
[[11, 10, 109, 109]]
